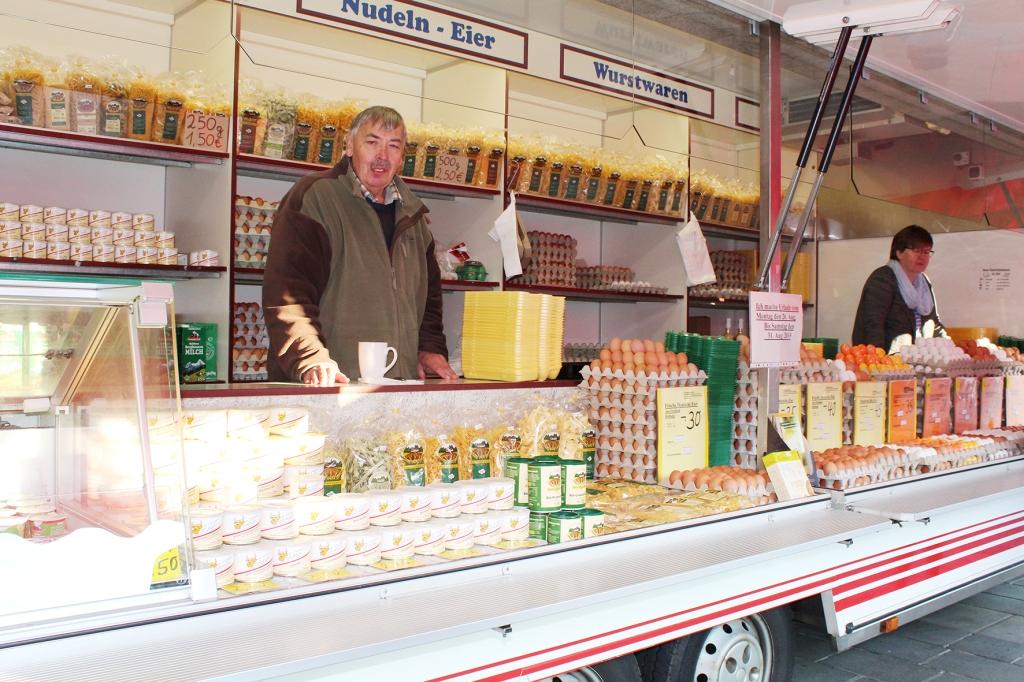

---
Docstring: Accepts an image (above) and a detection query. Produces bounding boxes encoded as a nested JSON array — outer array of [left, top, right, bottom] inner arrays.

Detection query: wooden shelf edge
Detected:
[[235, 154, 500, 198], [0, 122, 228, 165], [504, 282, 682, 303], [0, 257, 225, 280], [515, 193, 682, 226]]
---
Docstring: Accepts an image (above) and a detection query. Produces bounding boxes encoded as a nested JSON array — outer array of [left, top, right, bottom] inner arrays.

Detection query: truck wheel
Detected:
[[643, 607, 794, 682], [542, 653, 642, 681]]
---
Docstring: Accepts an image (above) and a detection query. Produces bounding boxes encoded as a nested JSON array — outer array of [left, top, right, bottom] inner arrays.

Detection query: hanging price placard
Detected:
[[181, 111, 229, 153], [888, 379, 917, 443], [853, 381, 886, 445], [922, 377, 952, 437], [778, 383, 802, 419], [656, 385, 708, 483], [980, 376, 1005, 428], [954, 376, 979, 434], [807, 382, 842, 452], [1007, 376, 1024, 427], [433, 153, 470, 184]]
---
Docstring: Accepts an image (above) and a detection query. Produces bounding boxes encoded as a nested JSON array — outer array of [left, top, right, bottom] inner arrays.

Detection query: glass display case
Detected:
[[0, 277, 190, 630]]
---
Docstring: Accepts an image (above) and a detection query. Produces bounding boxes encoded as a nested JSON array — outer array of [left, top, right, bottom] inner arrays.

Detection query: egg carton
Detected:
[[597, 450, 657, 469], [732, 452, 760, 470], [590, 403, 656, 421], [661, 475, 775, 501], [587, 407, 656, 425], [580, 365, 708, 386], [582, 378, 664, 398]]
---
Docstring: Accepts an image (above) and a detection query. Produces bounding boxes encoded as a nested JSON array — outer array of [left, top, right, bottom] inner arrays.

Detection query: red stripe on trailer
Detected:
[[834, 533, 1024, 611], [427, 510, 1024, 682], [832, 523, 1024, 598]]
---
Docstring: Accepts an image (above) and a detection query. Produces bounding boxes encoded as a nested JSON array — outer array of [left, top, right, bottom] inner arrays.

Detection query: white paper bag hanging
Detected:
[[676, 214, 717, 286], [489, 192, 523, 278]]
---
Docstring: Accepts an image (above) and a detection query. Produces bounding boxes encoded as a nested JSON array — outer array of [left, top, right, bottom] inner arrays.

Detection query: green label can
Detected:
[[504, 457, 530, 506], [560, 459, 587, 510], [546, 510, 582, 544], [527, 459, 562, 512], [581, 428, 597, 479], [579, 508, 606, 538], [529, 511, 548, 540]]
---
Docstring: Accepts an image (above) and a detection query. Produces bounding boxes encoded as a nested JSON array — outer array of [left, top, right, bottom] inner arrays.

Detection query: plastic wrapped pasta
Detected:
[[387, 429, 428, 487], [559, 410, 591, 461], [100, 76, 128, 138], [66, 62, 102, 135], [152, 77, 186, 144], [453, 424, 493, 479], [342, 434, 393, 492], [127, 76, 157, 141], [43, 63, 71, 131], [430, 434, 461, 484], [518, 404, 563, 458], [10, 55, 46, 127], [292, 103, 319, 162], [260, 91, 297, 159]]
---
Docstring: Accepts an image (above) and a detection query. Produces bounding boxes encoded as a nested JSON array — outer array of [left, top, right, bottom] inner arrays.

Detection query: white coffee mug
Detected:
[[359, 341, 398, 380]]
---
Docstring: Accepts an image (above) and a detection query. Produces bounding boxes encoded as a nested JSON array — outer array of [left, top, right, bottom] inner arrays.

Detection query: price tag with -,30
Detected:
[[656, 385, 708, 484]]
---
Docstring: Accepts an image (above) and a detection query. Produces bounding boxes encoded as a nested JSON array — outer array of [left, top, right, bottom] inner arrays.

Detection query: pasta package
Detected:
[[431, 435, 461, 484], [292, 104, 318, 162], [66, 64, 101, 135], [100, 78, 128, 138], [518, 405, 563, 458], [260, 92, 297, 159], [387, 430, 427, 487], [11, 61, 45, 127], [453, 424, 493, 479], [152, 78, 186, 144], [342, 435, 392, 492], [127, 77, 157, 141], [43, 64, 70, 131]]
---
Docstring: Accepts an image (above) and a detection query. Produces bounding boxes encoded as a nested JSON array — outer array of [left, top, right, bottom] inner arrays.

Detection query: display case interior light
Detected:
[[783, 0, 961, 45]]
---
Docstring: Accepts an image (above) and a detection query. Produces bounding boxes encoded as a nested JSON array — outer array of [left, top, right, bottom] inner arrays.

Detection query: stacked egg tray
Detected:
[[521, 231, 577, 287], [842, 383, 855, 445], [579, 365, 707, 483], [779, 360, 845, 385], [731, 363, 759, 469], [234, 196, 276, 269], [576, 265, 634, 289], [687, 250, 754, 301], [814, 435, 1018, 491], [233, 302, 269, 381]]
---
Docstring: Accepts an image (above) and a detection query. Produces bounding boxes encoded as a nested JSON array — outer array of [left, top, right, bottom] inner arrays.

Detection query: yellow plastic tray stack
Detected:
[[461, 291, 565, 381]]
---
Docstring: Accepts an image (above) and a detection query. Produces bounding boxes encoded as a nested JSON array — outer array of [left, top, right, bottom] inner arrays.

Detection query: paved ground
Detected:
[[792, 574, 1024, 681]]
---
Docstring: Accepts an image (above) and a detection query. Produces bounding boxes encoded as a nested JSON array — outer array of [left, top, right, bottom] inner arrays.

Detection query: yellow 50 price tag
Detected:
[[151, 546, 184, 585]]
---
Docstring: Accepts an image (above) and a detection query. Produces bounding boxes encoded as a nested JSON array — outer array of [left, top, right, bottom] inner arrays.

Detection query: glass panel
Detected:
[[0, 303, 103, 402]]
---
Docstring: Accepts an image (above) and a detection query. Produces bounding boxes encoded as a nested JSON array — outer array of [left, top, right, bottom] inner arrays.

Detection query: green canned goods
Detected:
[[529, 511, 548, 540], [581, 428, 597, 479], [578, 508, 606, 538], [504, 457, 531, 506], [527, 458, 562, 512], [546, 510, 582, 544], [560, 459, 587, 510]]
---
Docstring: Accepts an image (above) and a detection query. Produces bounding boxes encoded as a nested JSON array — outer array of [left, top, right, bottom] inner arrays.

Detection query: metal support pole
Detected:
[[780, 36, 874, 289], [757, 19, 783, 457], [755, 26, 852, 291]]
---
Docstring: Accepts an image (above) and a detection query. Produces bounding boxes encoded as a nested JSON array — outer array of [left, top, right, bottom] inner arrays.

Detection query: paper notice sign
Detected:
[[489, 193, 523, 278], [1007, 376, 1024, 427], [778, 383, 803, 419], [433, 153, 470, 184], [980, 376, 1005, 429], [922, 377, 952, 437], [181, 111, 229, 153], [954, 376, 979, 434], [854, 382, 886, 445], [888, 379, 917, 443], [806, 382, 842, 452], [656, 385, 709, 482], [748, 291, 803, 369]]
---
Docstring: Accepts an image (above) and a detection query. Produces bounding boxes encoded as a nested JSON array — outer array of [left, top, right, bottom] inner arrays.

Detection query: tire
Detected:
[[541, 653, 643, 682], [642, 607, 794, 682]]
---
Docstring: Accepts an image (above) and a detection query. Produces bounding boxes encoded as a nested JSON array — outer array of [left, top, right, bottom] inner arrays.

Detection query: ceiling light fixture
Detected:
[[783, 0, 961, 46]]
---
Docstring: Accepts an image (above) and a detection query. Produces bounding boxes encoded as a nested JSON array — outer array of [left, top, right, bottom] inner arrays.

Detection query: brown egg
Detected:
[[676, 352, 689, 365], [669, 470, 683, 486], [694, 472, 710, 488], [621, 339, 632, 352], [609, 337, 622, 352], [643, 339, 656, 352], [645, 351, 658, 365], [655, 341, 665, 353], [611, 350, 623, 363], [722, 477, 739, 493], [622, 350, 634, 364], [600, 349, 612, 362], [612, 361, 624, 373]]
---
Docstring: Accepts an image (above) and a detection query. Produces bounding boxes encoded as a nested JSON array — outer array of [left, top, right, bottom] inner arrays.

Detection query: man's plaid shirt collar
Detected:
[[354, 172, 401, 206]]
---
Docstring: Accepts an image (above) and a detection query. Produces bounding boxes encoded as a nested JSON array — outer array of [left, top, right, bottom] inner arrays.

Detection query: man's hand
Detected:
[[418, 352, 458, 381], [301, 360, 349, 386]]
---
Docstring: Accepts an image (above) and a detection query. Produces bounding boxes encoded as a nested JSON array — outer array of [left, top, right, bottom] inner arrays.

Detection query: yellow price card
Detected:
[[221, 580, 281, 595], [980, 377, 1005, 429], [656, 386, 709, 484], [888, 379, 918, 442], [778, 383, 802, 419], [150, 546, 184, 586], [922, 377, 952, 436], [854, 382, 886, 445], [1007, 376, 1024, 427], [806, 382, 842, 452]]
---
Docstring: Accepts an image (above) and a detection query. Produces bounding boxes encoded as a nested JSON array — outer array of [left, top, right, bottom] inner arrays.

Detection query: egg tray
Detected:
[[587, 404, 656, 422], [661, 478, 775, 503], [596, 437, 657, 457], [580, 367, 708, 391], [596, 422, 656, 440], [594, 464, 658, 484], [866, 369, 916, 381], [732, 452, 760, 470], [586, 395, 656, 416], [597, 450, 656, 469]]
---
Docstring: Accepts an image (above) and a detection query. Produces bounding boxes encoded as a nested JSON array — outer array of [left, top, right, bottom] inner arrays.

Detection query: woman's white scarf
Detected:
[[888, 260, 934, 316]]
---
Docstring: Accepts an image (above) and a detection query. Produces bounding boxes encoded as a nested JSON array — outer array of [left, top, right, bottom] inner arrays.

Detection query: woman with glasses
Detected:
[[852, 224, 947, 353]]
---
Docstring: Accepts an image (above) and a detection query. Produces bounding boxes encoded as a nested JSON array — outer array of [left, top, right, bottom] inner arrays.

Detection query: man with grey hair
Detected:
[[263, 105, 456, 385]]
